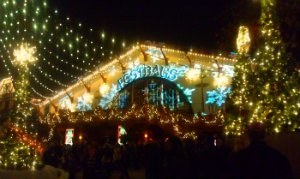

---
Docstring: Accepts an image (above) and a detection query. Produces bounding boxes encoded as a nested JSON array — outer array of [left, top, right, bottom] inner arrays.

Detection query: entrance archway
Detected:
[[112, 77, 194, 114]]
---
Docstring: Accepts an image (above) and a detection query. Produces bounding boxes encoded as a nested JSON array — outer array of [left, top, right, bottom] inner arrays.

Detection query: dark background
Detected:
[[49, 0, 261, 52]]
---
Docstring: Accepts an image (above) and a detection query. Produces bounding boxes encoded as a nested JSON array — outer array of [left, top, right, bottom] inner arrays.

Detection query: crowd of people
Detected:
[[41, 123, 293, 178]]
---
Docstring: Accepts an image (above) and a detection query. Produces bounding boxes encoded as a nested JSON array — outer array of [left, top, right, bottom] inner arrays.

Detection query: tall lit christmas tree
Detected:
[[225, 0, 300, 135], [0, 0, 118, 169], [0, 43, 41, 169]]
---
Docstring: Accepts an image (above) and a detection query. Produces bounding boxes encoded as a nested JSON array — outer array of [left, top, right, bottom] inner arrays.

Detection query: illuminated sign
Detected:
[[118, 64, 188, 89], [65, 128, 74, 145], [117, 125, 127, 145]]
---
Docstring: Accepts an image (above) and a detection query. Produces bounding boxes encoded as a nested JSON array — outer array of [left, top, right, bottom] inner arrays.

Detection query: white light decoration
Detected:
[[108, 66, 116, 77], [99, 83, 110, 96], [236, 26, 251, 54], [59, 96, 75, 112], [185, 68, 200, 82], [13, 43, 37, 67], [81, 92, 94, 104], [76, 92, 94, 111], [127, 58, 140, 69], [213, 74, 231, 87]]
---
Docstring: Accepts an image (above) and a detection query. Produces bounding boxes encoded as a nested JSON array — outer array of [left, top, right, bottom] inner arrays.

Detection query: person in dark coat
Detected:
[[162, 136, 188, 178], [231, 122, 293, 178], [144, 139, 164, 179], [83, 145, 101, 179]]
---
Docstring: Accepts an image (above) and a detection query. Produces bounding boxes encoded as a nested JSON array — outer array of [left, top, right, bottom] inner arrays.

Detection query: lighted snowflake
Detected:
[[13, 43, 37, 67], [76, 92, 93, 111], [99, 84, 119, 109], [177, 84, 195, 104], [185, 68, 200, 82], [206, 87, 231, 107], [59, 95, 75, 112]]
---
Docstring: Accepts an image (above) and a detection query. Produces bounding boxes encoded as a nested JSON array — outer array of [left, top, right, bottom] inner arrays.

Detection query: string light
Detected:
[[226, 0, 300, 135]]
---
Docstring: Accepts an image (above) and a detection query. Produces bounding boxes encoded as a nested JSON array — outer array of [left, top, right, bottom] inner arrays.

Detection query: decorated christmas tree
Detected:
[[225, 0, 300, 135], [0, 44, 41, 169]]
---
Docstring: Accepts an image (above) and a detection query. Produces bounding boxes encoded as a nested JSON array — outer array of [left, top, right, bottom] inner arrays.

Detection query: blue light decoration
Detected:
[[119, 91, 129, 109], [148, 81, 158, 105], [99, 84, 119, 109], [76, 93, 93, 111], [206, 87, 232, 107], [117, 64, 189, 90], [99, 65, 192, 109], [177, 84, 195, 104]]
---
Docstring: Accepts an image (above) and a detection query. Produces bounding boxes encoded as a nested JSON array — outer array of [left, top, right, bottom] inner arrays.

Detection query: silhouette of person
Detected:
[[231, 122, 293, 178]]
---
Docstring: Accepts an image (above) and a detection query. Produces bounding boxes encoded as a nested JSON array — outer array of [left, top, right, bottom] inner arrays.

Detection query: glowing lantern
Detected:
[[236, 26, 251, 54]]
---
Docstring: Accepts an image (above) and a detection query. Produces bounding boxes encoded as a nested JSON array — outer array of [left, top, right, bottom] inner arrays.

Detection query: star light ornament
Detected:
[[13, 43, 37, 68]]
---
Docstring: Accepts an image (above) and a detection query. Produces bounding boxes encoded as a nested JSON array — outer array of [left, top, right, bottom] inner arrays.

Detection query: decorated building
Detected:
[[0, 43, 236, 139], [36, 44, 235, 115]]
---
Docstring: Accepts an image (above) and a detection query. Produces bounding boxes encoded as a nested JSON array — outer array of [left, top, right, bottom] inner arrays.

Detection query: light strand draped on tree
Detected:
[[225, 0, 300, 135], [0, 43, 40, 169]]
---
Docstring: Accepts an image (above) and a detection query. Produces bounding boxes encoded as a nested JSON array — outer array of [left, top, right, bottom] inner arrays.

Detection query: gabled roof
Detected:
[[34, 43, 235, 107]]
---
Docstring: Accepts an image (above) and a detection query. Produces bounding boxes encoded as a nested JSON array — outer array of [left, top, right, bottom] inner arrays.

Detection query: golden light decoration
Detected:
[[213, 73, 231, 87], [236, 26, 251, 54], [0, 77, 14, 95], [185, 68, 200, 82], [82, 92, 94, 104], [99, 83, 110, 96], [12, 43, 37, 67]]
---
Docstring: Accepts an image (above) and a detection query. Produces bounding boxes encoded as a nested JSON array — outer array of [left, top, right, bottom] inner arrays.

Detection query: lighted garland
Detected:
[[42, 104, 227, 140], [0, 0, 124, 98], [0, 42, 41, 169]]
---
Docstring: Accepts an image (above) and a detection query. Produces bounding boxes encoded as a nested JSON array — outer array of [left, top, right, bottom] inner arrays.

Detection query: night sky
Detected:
[[1, 0, 299, 79], [49, 0, 261, 53]]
